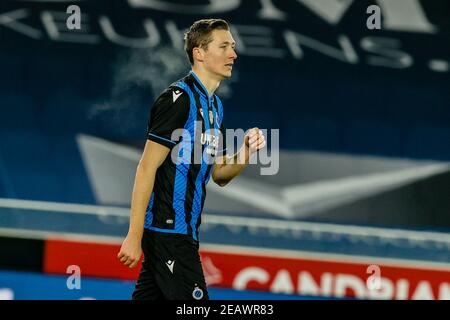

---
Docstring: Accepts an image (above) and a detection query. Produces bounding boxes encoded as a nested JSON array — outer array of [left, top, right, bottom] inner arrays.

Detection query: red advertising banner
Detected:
[[200, 246, 450, 300], [43, 239, 450, 299], [44, 239, 141, 280]]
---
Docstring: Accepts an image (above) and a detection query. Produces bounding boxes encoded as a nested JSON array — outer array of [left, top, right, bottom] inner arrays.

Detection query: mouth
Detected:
[[224, 63, 233, 69]]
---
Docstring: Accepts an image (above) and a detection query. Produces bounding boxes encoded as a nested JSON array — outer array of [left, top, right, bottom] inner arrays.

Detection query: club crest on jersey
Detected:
[[209, 110, 214, 125], [192, 286, 204, 300]]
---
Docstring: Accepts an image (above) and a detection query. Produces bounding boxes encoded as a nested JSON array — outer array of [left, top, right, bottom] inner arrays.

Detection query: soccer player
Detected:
[[117, 18, 266, 300]]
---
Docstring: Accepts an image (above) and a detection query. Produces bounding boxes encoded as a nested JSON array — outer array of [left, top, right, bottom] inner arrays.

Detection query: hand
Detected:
[[244, 127, 266, 157], [117, 234, 142, 269]]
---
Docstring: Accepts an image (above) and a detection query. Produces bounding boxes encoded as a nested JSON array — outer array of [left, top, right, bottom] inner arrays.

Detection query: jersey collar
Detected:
[[189, 70, 214, 101]]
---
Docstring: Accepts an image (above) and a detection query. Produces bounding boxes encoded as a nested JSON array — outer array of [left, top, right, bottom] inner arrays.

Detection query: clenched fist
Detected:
[[244, 127, 266, 156], [117, 234, 142, 269]]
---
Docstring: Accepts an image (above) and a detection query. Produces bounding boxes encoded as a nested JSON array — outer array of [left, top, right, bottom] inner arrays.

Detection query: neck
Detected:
[[191, 66, 221, 97]]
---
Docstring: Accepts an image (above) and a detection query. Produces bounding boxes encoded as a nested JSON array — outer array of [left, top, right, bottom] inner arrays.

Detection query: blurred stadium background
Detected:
[[0, 0, 449, 300]]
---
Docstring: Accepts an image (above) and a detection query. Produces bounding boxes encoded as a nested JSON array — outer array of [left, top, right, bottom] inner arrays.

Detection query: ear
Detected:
[[193, 47, 204, 63]]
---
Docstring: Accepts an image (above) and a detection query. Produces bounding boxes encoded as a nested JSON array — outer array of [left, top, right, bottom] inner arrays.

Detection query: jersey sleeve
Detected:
[[146, 87, 190, 149]]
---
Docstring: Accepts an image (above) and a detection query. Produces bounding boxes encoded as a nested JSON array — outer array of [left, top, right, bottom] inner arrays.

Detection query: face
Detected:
[[197, 29, 238, 80]]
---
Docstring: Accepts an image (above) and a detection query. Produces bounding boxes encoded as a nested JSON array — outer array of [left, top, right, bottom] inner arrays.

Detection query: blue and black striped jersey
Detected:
[[144, 71, 227, 241]]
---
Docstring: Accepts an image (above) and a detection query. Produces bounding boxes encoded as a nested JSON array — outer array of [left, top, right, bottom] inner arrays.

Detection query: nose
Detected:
[[230, 48, 237, 60]]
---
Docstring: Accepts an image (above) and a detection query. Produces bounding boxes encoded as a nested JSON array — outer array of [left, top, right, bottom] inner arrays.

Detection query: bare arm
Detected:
[[117, 140, 170, 268], [212, 128, 266, 187]]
